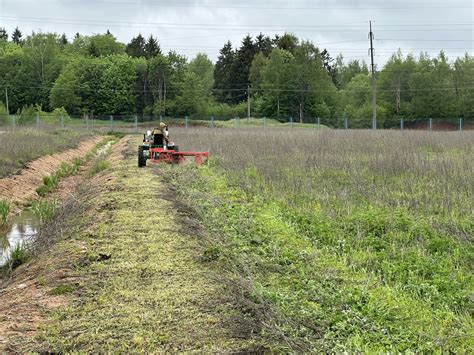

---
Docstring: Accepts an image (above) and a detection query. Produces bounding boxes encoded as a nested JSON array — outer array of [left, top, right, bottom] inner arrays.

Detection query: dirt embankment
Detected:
[[404, 121, 473, 131], [0, 137, 129, 352], [0, 137, 102, 212]]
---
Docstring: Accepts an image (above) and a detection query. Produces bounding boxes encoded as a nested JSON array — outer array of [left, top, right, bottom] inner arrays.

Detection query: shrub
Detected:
[[0, 102, 8, 125]]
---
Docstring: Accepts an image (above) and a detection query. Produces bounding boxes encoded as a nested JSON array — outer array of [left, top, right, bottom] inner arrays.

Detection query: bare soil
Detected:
[[405, 121, 472, 131]]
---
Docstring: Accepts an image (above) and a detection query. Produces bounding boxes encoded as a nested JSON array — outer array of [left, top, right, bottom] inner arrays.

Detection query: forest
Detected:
[[0, 27, 473, 127]]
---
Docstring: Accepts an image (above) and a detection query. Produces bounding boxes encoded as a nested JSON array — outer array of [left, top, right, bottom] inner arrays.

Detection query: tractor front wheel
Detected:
[[138, 146, 146, 167]]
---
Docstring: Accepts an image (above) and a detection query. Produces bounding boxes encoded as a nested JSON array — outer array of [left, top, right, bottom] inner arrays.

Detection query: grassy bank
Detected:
[[165, 128, 474, 352], [0, 130, 93, 178]]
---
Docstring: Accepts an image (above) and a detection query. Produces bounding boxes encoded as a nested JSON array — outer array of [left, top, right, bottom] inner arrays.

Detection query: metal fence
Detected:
[[0, 113, 472, 132]]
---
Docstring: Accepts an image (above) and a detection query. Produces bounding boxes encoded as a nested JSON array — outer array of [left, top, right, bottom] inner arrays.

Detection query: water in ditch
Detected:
[[0, 211, 39, 267]]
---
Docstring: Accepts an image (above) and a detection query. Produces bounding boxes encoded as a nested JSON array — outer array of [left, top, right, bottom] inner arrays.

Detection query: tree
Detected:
[[408, 51, 457, 119], [0, 43, 24, 112], [0, 28, 7, 41], [188, 53, 214, 92], [335, 55, 369, 89], [340, 73, 387, 127], [60, 33, 68, 46], [148, 54, 172, 115], [320, 49, 337, 86], [249, 52, 269, 91], [51, 55, 138, 115], [255, 33, 273, 56], [454, 53, 474, 119], [377, 50, 416, 120], [22, 32, 63, 110], [275, 33, 299, 53], [213, 41, 235, 104], [288, 41, 335, 122], [144, 35, 161, 58], [50, 58, 85, 113], [87, 34, 125, 57], [12, 27, 22, 45], [259, 49, 293, 117], [126, 34, 146, 58], [229, 35, 257, 104], [171, 71, 207, 116]]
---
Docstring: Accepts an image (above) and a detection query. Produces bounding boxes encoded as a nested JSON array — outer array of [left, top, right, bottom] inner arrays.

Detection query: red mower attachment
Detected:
[[149, 147, 209, 166]]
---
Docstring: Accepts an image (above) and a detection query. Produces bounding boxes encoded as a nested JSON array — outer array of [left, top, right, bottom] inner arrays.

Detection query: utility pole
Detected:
[[369, 21, 377, 129], [5, 87, 9, 114], [247, 85, 251, 120]]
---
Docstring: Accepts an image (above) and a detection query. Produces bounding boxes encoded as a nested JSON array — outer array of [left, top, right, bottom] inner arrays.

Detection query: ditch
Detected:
[[0, 211, 39, 267]]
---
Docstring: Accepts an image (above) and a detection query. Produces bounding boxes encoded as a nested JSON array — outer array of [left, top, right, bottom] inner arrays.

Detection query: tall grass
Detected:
[[29, 200, 56, 222], [0, 200, 10, 224], [0, 130, 92, 178], [170, 128, 474, 352]]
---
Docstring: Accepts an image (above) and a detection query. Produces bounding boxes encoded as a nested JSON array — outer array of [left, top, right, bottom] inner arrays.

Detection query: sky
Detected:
[[0, 0, 472, 67]]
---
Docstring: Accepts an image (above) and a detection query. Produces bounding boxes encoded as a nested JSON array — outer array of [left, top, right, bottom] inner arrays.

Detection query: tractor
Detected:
[[138, 131, 208, 167]]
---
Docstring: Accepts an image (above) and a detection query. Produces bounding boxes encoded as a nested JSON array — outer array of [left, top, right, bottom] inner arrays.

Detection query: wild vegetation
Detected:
[[165, 127, 474, 352], [0, 129, 92, 178], [0, 29, 472, 126], [0, 200, 9, 224]]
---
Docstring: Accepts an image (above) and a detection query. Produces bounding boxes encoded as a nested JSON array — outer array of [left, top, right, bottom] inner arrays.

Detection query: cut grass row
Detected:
[[37, 137, 271, 352]]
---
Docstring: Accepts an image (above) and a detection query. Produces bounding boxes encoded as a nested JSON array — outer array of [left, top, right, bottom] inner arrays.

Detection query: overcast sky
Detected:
[[0, 0, 472, 66]]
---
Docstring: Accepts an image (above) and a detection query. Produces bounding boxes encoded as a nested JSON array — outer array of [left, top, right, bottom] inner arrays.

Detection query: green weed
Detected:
[[50, 284, 75, 295], [166, 128, 474, 352], [201, 245, 220, 262], [0, 200, 10, 224], [29, 200, 56, 222], [9, 243, 30, 269], [87, 160, 109, 177]]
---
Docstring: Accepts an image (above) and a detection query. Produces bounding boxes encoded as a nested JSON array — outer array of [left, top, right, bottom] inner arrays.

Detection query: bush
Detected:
[[0, 102, 8, 125], [17, 104, 41, 125]]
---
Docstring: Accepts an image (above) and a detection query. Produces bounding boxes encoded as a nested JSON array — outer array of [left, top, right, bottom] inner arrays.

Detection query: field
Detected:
[[169, 128, 474, 351], [0, 129, 93, 178], [0, 127, 472, 352]]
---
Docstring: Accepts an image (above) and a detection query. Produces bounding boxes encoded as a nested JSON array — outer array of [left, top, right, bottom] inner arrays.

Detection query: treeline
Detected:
[[0, 27, 473, 127]]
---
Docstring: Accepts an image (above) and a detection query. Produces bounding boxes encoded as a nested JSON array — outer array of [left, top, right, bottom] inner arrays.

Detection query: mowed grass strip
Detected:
[[42, 137, 270, 352]]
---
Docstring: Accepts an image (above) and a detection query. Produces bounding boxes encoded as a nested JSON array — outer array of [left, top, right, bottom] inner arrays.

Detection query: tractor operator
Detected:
[[151, 122, 169, 147]]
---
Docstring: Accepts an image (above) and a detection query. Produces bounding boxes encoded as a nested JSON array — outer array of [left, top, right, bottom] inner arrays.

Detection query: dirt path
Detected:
[[0, 136, 268, 352], [0, 136, 102, 212]]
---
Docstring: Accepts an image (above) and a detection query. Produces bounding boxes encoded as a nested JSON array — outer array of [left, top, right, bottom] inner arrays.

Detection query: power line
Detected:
[[369, 21, 377, 129], [2, 82, 473, 94], [18, 0, 471, 10], [0, 16, 471, 32]]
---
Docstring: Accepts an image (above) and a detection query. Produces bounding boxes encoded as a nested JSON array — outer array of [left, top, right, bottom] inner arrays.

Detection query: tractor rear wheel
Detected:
[[138, 146, 146, 167]]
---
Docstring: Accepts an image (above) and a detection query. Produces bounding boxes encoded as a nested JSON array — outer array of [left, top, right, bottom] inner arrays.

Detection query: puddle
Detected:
[[0, 211, 40, 267]]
